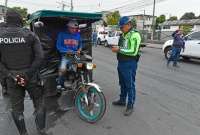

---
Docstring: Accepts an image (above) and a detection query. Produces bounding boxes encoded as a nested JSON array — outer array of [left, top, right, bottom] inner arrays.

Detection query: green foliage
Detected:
[[180, 24, 192, 35], [130, 17, 137, 28], [156, 15, 166, 28], [9, 6, 28, 25], [168, 16, 178, 21], [180, 12, 196, 20], [156, 15, 166, 24], [106, 11, 120, 25]]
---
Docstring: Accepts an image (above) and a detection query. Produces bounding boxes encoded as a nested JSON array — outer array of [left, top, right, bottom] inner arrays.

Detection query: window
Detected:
[[163, 26, 170, 29], [189, 32, 200, 40]]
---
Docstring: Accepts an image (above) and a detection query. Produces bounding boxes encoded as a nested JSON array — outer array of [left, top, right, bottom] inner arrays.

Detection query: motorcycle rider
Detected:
[[0, 9, 46, 135], [56, 20, 82, 91]]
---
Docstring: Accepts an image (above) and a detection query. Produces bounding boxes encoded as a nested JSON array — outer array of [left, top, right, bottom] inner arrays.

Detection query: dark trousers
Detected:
[[168, 47, 182, 66], [7, 74, 46, 134], [117, 60, 138, 106], [7, 75, 44, 113]]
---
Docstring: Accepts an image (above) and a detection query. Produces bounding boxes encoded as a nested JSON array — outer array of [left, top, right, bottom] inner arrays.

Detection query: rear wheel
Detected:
[[104, 41, 108, 47], [164, 47, 172, 60], [75, 86, 106, 123]]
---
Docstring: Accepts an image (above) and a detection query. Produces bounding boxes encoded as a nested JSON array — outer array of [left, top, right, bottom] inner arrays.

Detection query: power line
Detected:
[[105, 0, 166, 13], [9, 0, 57, 7]]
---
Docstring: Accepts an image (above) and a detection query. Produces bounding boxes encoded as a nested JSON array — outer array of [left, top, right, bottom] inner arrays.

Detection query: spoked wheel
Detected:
[[75, 86, 106, 123]]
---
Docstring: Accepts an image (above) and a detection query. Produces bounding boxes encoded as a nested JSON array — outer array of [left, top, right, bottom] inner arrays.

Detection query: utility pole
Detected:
[[151, 0, 156, 40], [70, 0, 73, 11], [57, 0, 73, 11], [5, 0, 8, 8], [142, 10, 146, 40], [57, 1, 70, 11]]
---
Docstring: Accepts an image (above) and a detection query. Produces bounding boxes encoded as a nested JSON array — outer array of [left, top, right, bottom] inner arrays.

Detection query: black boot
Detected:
[[11, 112, 28, 135], [112, 99, 126, 106], [35, 108, 47, 135], [124, 104, 134, 116]]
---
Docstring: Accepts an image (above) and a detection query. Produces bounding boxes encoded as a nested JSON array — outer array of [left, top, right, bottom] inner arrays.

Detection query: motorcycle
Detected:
[[40, 52, 106, 123]]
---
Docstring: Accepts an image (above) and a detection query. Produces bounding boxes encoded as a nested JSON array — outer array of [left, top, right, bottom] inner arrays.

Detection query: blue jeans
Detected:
[[57, 56, 71, 86], [92, 39, 97, 47], [168, 47, 181, 66], [117, 60, 138, 106]]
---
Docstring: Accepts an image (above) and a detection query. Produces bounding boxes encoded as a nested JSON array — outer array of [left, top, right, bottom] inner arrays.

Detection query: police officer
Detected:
[[112, 16, 141, 116], [0, 10, 46, 135], [0, 22, 8, 95]]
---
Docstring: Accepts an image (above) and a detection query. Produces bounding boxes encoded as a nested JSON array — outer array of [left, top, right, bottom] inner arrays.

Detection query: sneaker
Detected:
[[37, 129, 47, 135], [112, 100, 126, 106], [167, 62, 170, 67], [124, 105, 134, 116], [173, 64, 180, 68]]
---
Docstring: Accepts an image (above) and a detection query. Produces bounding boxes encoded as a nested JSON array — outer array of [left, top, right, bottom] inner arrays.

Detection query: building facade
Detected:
[[160, 19, 200, 32], [0, 5, 6, 23], [128, 14, 156, 31]]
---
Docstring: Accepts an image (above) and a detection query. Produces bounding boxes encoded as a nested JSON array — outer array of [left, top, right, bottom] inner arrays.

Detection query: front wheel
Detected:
[[164, 47, 172, 60], [75, 86, 106, 123]]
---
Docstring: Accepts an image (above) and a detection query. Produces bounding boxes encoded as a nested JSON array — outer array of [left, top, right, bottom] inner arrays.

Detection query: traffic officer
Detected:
[[0, 10, 46, 135], [112, 16, 141, 116]]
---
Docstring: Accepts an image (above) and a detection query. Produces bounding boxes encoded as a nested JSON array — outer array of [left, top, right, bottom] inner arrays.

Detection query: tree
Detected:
[[167, 16, 178, 21], [9, 7, 28, 25], [180, 24, 193, 35], [130, 17, 137, 28], [180, 12, 196, 20], [156, 14, 166, 29], [106, 11, 120, 25]]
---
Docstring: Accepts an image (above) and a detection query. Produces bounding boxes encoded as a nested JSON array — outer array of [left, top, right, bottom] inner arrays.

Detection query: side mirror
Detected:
[[34, 21, 44, 28]]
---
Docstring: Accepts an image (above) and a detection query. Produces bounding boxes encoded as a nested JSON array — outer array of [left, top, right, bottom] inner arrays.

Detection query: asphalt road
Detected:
[[1, 45, 200, 135]]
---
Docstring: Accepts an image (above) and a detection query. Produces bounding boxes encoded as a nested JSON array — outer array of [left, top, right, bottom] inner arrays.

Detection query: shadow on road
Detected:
[[180, 59, 200, 65]]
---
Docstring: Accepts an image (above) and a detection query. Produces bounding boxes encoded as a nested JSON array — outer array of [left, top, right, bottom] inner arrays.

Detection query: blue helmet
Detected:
[[118, 16, 131, 27]]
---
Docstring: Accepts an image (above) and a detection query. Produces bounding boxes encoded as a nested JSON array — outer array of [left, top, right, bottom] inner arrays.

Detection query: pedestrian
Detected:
[[167, 29, 185, 67], [92, 30, 97, 47], [0, 22, 8, 95], [111, 16, 141, 116], [0, 9, 46, 135]]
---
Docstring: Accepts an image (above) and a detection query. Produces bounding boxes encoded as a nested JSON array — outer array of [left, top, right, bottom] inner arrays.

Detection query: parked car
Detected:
[[162, 31, 200, 60], [104, 31, 121, 47], [97, 31, 109, 45]]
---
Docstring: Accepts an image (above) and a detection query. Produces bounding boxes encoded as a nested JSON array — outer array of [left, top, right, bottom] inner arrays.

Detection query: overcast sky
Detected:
[[0, 0, 200, 19]]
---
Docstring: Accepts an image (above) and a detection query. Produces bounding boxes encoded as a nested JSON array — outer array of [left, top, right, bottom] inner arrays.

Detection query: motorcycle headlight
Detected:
[[86, 63, 95, 70]]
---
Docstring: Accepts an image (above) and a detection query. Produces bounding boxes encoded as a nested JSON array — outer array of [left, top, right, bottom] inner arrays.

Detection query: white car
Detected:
[[104, 31, 121, 47], [162, 31, 200, 60], [97, 31, 108, 45]]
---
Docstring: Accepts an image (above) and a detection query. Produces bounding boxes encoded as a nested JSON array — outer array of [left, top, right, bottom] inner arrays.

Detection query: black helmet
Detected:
[[6, 9, 23, 26]]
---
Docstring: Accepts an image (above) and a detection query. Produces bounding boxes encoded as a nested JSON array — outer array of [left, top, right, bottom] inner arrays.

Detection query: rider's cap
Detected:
[[67, 20, 79, 28]]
